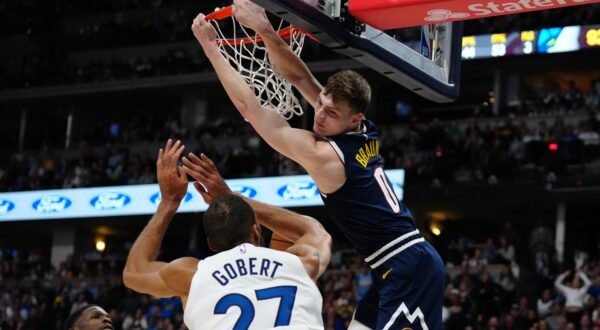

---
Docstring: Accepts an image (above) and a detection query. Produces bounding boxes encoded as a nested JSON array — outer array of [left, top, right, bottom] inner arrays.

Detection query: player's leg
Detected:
[[375, 242, 445, 330], [349, 284, 380, 330], [420, 242, 445, 330]]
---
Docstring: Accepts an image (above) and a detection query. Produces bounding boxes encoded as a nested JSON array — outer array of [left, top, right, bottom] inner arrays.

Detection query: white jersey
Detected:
[[184, 243, 324, 330]]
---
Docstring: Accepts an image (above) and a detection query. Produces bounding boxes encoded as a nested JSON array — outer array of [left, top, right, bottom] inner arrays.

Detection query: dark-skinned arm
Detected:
[[123, 140, 199, 299], [182, 152, 332, 280]]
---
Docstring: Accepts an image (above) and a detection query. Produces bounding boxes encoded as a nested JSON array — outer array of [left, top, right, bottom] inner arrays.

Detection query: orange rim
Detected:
[[205, 5, 320, 44], [205, 6, 233, 21]]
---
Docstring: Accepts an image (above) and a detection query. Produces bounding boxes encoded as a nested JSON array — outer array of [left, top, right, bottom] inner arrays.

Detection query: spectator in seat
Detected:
[[580, 314, 592, 330], [537, 288, 555, 318], [538, 319, 550, 330], [444, 289, 469, 330], [497, 236, 515, 264], [585, 296, 597, 316], [468, 248, 488, 268], [545, 302, 565, 330], [122, 308, 147, 330], [591, 276, 600, 300], [500, 221, 519, 248], [501, 313, 517, 330], [488, 316, 500, 330], [482, 238, 497, 263], [592, 302, 600, 323]]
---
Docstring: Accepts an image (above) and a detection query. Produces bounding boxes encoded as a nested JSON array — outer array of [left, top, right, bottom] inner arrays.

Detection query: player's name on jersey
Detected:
[[212, 256, 284, 286], [355, 140, 380, 168]]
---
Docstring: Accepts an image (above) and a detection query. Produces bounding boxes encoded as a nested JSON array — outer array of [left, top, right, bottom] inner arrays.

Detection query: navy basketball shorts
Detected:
[[353, 241, 445, 330]]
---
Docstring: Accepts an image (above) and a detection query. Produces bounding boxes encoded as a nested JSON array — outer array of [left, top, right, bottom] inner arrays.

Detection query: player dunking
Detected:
[[123, 139, 331, 330], [191, 1, 445, 329]]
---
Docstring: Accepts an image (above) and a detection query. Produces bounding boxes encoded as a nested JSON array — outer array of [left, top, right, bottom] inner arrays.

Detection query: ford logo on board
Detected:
[[150, 192, 193, 206], [0, 199, 15, 216], [90, 193, 132, 210], [231, 185, 257, 198], [277, 182, 319, 200], [32, 195, 72, 213]]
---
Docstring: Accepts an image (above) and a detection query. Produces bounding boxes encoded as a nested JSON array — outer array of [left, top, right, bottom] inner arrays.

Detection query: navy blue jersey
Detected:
[[320, 120, 417, 258]]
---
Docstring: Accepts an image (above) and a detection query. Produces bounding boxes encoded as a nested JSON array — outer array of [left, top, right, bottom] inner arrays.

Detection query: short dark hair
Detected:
[[64, 304, 98, 330], [203, 194, 256, 251], [323, 70, 371, 114]]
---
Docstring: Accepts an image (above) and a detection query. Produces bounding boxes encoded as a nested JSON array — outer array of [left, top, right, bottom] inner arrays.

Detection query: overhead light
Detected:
[[95, 238, 106, 253], [430, 223, 442, 236]]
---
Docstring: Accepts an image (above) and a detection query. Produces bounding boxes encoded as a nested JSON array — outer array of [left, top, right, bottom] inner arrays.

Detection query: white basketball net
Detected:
[[209, 15, 306, 120]]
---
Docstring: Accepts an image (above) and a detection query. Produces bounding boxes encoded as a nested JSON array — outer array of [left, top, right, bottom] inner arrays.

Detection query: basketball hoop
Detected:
[[206, 6, 316, 120]]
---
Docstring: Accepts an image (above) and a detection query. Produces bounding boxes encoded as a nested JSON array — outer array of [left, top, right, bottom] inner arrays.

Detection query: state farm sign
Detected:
[[349, 0, 599, 30]]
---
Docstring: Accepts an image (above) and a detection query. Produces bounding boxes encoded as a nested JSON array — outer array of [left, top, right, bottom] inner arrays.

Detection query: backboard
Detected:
[[252, 0, 464, 103]]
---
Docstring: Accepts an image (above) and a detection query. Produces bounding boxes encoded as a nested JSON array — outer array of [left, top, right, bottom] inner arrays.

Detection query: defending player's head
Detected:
[[203, 194, 261, 251], [314, 70, 371, 136], [64, 305, 113, 330]]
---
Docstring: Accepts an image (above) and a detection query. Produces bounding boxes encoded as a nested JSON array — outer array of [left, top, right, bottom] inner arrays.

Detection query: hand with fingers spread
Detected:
[[182, 152, 232, 204], [156, 139, 188, 206]]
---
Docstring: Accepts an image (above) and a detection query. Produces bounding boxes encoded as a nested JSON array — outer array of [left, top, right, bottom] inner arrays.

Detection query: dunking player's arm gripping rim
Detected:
[[192, 4, 363, 195], [232, 0, 323, 107], [123, 139, 331, 304]]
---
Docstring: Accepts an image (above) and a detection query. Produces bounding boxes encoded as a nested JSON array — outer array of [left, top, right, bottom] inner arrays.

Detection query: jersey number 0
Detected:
[[374, 167, 400, 213], [214, 285, 298, 330]]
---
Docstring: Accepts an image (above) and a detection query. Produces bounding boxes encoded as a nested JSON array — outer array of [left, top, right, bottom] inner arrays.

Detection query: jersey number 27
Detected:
[[214, 285, 298, 330]]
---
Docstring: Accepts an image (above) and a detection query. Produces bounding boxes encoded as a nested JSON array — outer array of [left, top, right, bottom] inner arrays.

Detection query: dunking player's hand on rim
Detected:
[[231, 0, 271, 33], [191, 12, 216, 49], [181, 153, 232, 205]]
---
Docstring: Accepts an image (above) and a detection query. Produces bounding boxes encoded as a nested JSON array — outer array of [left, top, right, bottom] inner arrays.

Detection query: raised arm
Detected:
[[578, 270, 592, 292], [182, 152, 332, 280], [554, 270, 569, 294], [123, 140, 198, 300], [191, 12, 328, 171], [233, 0, 322, 106], [243, 197, 332, 280]]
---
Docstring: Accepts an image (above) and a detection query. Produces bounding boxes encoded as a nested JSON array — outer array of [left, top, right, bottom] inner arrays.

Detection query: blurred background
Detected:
[[0, 1, 599, 329]]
